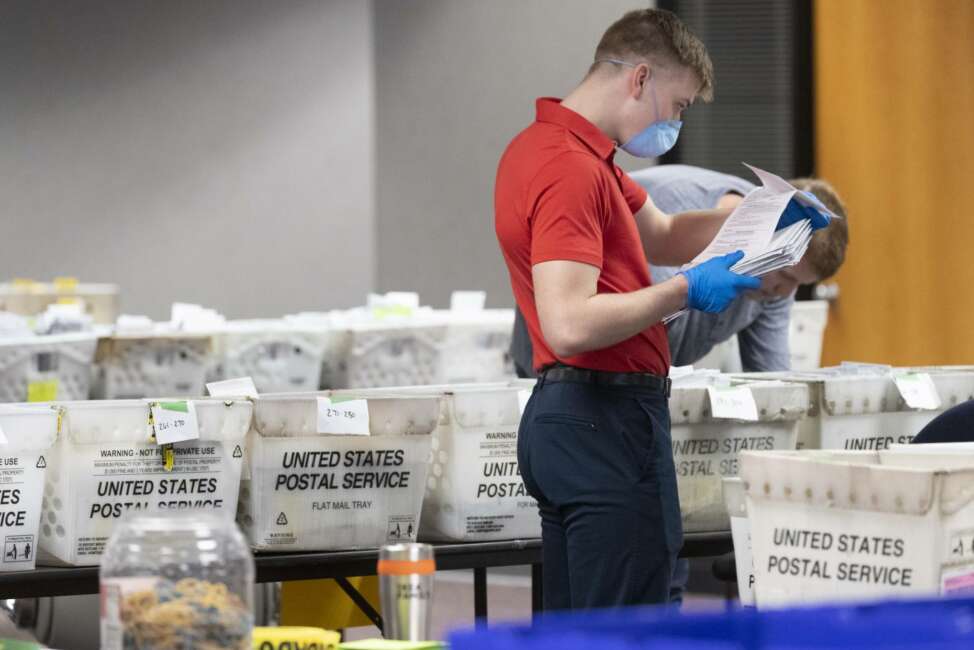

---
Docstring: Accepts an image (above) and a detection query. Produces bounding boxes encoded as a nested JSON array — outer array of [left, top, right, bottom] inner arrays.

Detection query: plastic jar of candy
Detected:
[[99, 512, 254, 650]]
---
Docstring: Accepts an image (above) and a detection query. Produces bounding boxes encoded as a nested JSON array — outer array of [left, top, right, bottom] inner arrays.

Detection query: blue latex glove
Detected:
[[777, 191, 831, 231], [679, 251, 762, 313]]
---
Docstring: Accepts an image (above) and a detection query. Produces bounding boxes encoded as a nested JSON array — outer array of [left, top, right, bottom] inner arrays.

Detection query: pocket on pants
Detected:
[[533, 413, 597, 429]]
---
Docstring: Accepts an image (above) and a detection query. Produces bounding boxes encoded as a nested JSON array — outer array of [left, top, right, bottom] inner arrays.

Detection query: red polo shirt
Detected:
[[495, 98, 670, 375]]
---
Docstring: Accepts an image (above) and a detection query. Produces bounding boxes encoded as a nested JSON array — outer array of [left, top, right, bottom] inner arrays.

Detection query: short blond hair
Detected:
[[789, 178, 849, 280], [592, 8, 714, 102]]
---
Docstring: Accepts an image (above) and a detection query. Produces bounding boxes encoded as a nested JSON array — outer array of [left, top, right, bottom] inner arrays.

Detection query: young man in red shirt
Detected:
[[495, 9, 827, 609]]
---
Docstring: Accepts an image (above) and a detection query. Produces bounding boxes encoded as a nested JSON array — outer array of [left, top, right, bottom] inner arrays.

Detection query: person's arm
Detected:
[[736, 294, 794, 372], [534, 252, 759, 357], [632, 194, 731, 266], [533, 259, 689, 357]]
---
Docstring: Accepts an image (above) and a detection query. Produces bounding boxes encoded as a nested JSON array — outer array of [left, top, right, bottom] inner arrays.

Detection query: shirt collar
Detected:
[[535, 97, 616, 161]]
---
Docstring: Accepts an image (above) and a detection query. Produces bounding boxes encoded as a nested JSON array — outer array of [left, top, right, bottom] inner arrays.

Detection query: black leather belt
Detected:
[[540, 365, 672, 398]]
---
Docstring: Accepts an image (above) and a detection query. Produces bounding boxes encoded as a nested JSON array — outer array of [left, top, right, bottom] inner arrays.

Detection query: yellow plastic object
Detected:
[[281, 577, 381, 631], [27, 380, 58, 403], [338, 641, 444, 650], [253, 626, 341, 650]]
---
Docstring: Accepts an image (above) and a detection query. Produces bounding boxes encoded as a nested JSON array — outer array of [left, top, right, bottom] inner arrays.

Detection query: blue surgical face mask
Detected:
[[597, 58, 683, 158]]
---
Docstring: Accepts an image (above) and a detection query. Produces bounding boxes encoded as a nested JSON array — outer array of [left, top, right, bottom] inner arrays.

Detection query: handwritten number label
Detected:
[[707, 385, 759, 421], [317, 397, 370, 435], [151, 401, 200, 445], [894, 373, 942, 410]]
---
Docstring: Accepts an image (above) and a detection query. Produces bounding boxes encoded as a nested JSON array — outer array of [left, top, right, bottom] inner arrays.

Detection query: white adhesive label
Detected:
[[730, 516, 755, 606], [245, 437, 429, 550], [517, 390, 531, 417], [894, 373, 942, 410], [0, 452, 45, 571], [708, 386, 759, 421], [150, 401, 200, 444], [61, 441, 243, 563], [206, 376, 258, 398], [316, 397, 370, 435], [0, 425, 8, 446]]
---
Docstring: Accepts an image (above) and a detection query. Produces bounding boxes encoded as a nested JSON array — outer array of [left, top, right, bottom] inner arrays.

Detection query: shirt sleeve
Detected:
[[528, 156, 608, 269], [619, 168, 649, 214], [737, 295, 794, 372]]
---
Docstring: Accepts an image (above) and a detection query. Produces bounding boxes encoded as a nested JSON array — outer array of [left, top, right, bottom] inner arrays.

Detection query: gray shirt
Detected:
[[634, 165, 794, 372], [510, 164, 794, 375]]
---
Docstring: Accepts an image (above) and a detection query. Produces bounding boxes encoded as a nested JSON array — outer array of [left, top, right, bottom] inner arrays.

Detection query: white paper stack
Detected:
[[730, 219, 813, 276], [664, 163, 839, 323]]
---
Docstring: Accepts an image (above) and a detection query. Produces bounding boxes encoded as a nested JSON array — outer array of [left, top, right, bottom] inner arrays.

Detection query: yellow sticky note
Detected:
[[27, 380, 58, 402]]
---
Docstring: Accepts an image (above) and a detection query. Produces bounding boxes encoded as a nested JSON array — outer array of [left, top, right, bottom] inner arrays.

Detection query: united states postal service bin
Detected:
[[0, 333, 98, 402], [37, 398, 251, 566], [670, 379, 807, 532], [332, 383, 538, 541], [740, 448, 974, 608], [282, 313, 355, 389], [238, 392, 438, 551], [343, 321, 447, 389], [435, 310, 515, 384], [212, 320, 333, 394], [723, 477, 755, 605], [735, 368, 974, 451], [0, 405, 58, 571], [788, 300, 829, 371], [92, 331, 213, 399]]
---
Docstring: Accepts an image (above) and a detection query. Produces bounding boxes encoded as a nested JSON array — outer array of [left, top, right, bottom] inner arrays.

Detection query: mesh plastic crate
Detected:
[[0, 333, 98, 402], [435, 310, 515, 384], [238, 391, 438, 551], [331, 383, 538, 542], [0, 405, 58, 571], [211, 320, 341, 394], [789, 300, 829, 370], [670, 378, 807, 532], [38, 398, 251, 566], [742, 447, 974, 607], [0, 281, 119, 325], [92, 332, 213, 399], [343, 321, 446, 388], [736, 367, 974, 450]]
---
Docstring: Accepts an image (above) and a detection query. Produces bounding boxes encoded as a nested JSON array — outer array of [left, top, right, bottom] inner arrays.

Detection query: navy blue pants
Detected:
[[518, 377, 683, 610]]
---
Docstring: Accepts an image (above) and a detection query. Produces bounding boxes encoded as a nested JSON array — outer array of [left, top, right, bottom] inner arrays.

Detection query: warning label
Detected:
[[386, 515, 416, 542], [0, 453, 45, 571], [424, 425, 539, 540], [62, 441, 244, 563], [3, 534, 34, 563]]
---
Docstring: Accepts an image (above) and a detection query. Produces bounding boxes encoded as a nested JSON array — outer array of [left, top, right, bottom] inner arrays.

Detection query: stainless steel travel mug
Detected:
[[378, 543, 435, 640]]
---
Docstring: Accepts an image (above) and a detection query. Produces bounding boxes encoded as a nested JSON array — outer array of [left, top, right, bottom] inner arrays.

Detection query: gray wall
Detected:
[[2, 0, 374, 319], [374, 0, 645, 308]]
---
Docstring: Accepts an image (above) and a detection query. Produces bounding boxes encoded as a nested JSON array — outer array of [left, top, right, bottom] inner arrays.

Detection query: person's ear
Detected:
[[631, 63, 651, 99]]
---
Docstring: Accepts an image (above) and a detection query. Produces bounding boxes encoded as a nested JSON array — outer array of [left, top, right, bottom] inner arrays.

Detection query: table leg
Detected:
[[473, 567, 488, 625]]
